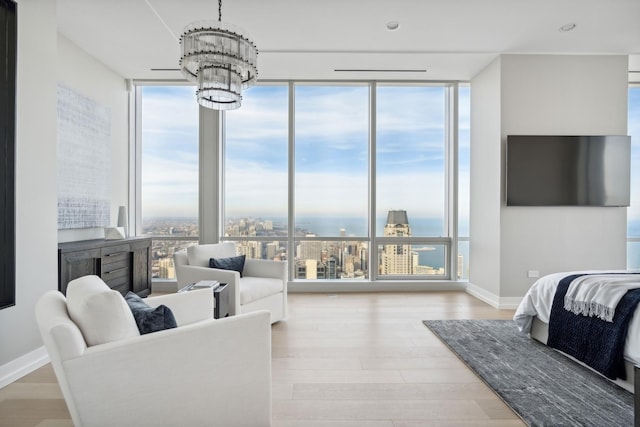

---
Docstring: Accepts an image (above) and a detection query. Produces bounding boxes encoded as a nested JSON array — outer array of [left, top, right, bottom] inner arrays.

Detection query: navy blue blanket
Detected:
[[547, 273, 640, 380]]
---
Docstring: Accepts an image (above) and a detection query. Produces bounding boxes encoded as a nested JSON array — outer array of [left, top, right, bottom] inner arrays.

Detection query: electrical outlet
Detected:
[[527, 270, 540, 278]]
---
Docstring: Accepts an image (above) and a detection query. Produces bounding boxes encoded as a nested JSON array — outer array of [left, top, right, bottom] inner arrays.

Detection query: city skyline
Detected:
[[143, 210, 452, 280], [143, 211, 640, 280]]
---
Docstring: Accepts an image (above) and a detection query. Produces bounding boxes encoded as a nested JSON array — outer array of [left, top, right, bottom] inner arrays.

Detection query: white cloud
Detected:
[[139, 84, 467, 221], [142, 87, 199, 133], [141, 154, 198, 217]]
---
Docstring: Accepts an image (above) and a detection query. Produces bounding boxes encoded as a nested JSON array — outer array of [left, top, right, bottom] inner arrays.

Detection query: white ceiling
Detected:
[[56, 0, 640, 82]]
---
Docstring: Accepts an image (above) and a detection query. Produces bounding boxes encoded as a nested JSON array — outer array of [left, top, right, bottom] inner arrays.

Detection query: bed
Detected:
[[513, 270, 640, 393]]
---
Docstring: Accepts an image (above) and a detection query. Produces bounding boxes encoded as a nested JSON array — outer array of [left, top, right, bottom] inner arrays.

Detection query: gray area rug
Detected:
[[423, 319, 634, 427]]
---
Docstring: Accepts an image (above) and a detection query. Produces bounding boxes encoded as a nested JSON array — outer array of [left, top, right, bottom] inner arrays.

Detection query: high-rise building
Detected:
[[305, 259, 318, 279], [295, 260, 307, 279], [380, 210, 413, 275], [237, 241, 262, 259], [298, 234, 322, 261], [158, 258, 175, 280], [266, 242, 277, 260], [359, 243, 368, 270], [326, 257, 337, 279]]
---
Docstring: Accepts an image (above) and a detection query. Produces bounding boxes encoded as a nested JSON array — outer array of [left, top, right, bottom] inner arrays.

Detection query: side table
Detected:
[[213, 283, 230, 319], [178, 282, 231, 319]]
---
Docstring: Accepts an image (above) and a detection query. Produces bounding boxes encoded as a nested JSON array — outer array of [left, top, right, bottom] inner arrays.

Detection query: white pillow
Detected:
[[66, 275, 139, 346], [187, 243, 235, 267]]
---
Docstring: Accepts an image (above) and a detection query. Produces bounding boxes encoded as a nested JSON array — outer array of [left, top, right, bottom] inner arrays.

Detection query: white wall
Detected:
[[0, 0, 58, 375], [0, 4, 129, 382], [469, 58, 502, 298], [469, 54, 629, 305], [499, 54, 628, 297], [57, 34, 129, 243]]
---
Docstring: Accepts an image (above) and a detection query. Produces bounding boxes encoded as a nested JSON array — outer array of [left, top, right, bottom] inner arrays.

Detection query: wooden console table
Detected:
[[58, 237, 152, 297]]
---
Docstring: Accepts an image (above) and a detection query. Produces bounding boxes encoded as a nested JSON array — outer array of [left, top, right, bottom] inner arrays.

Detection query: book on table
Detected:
[[192, 280, 219, 289]]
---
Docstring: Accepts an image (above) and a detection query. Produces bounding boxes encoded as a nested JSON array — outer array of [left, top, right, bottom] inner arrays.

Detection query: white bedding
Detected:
[[513, 270, 640, 365]]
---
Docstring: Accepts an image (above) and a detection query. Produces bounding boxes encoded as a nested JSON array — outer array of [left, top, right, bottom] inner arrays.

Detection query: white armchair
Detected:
[[174, 243, 287, 324], [35, 275, 272, 427]]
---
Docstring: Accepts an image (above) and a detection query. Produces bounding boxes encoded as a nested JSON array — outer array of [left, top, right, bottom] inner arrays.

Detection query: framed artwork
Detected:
[[57, 83, 111, 229]]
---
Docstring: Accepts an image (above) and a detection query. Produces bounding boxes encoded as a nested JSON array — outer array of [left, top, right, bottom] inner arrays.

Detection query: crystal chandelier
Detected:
[[179, 0, 258, 110]]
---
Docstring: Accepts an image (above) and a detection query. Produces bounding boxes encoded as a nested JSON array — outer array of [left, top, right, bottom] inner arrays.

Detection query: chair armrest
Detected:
[[244, 259, 287, 281], [145, 288, 213, 326], [173, 250, 188, 267], [63, 311, 271, 427]]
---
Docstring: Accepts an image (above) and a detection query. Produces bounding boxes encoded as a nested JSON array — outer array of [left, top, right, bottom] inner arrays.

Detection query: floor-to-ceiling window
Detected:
[[375, 85, 447, 279], [137, 85, 199, 279], [220, 81, 468, 282], [628, 85, 640, 269], [223, 84, 289, 262], [136, 81, 470, 284], [457, 84, 471, 279], [294, 84, 370, 280]]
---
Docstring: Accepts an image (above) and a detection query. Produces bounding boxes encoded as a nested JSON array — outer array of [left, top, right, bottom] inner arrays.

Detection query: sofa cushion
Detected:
[[66, 275, 139, 346], [240, 277, 284, 305], [187, 243, 236, 267], [209, 255, 245, 277], [124, 292, 177, 334]]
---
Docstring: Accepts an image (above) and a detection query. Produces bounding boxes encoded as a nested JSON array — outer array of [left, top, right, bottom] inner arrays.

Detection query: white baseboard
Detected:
[[498, 296, 524, 310], [0, 346, 50, 389], [465, 283, 522, 310]]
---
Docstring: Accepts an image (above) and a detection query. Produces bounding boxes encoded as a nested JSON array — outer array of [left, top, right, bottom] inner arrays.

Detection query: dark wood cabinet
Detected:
[[58, 237, 152, 297], [131, 239, 152, 295]]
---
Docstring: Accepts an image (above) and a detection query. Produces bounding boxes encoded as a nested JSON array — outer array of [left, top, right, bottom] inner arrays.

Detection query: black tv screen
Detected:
[[506, 135, 631, 207]]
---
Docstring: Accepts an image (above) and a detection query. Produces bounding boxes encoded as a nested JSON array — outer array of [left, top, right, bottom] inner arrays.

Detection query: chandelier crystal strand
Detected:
[[197, 64, 242, 110], [179, 1, 258, 110]]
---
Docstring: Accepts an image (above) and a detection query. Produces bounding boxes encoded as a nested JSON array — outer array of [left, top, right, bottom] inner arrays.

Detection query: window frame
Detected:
[[133, 79, 470, 288], [221, 80, 466, 284], [133, 82, 200, 281], [627, 83, 640, 269]]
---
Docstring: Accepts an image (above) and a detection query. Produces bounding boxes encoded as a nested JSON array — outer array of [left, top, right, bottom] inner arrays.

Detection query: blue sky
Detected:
[[141, 83, 469, 225], [141, 86, 199, 217], [223, 84, 458, 220]]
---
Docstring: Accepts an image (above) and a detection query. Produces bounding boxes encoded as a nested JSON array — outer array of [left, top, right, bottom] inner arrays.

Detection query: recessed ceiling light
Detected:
[[559, 23, 576, 32], [386, 21, 400, 31]]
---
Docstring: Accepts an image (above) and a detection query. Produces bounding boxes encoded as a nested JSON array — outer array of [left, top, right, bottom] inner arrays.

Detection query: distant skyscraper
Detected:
[[359, 245, 368, 272], [236, 241, 262, 259], [266, 242, 277, 260], [380, 210, 413, 275], [158, 258, 175, 280], [305, 259, 319, 279], [326, 257, 338, 279], [298, 234, 322, 261]]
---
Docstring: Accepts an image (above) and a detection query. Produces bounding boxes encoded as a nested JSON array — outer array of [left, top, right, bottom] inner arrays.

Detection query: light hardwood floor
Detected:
[[0, 291, 525, 426]]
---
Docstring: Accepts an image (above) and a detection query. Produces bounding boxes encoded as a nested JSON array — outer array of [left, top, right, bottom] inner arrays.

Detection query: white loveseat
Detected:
[[35, 275, 272, 427], [174, 243, 287, 324]]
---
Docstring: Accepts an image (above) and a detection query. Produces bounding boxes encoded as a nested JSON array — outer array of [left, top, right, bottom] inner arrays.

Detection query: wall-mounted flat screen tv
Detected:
[[506, 135, 631, 207]]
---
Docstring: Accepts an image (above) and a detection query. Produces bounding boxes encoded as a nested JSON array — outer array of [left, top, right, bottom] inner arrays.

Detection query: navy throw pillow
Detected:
[[124, 292, 177, 335], [209, 255, 246, 277]]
